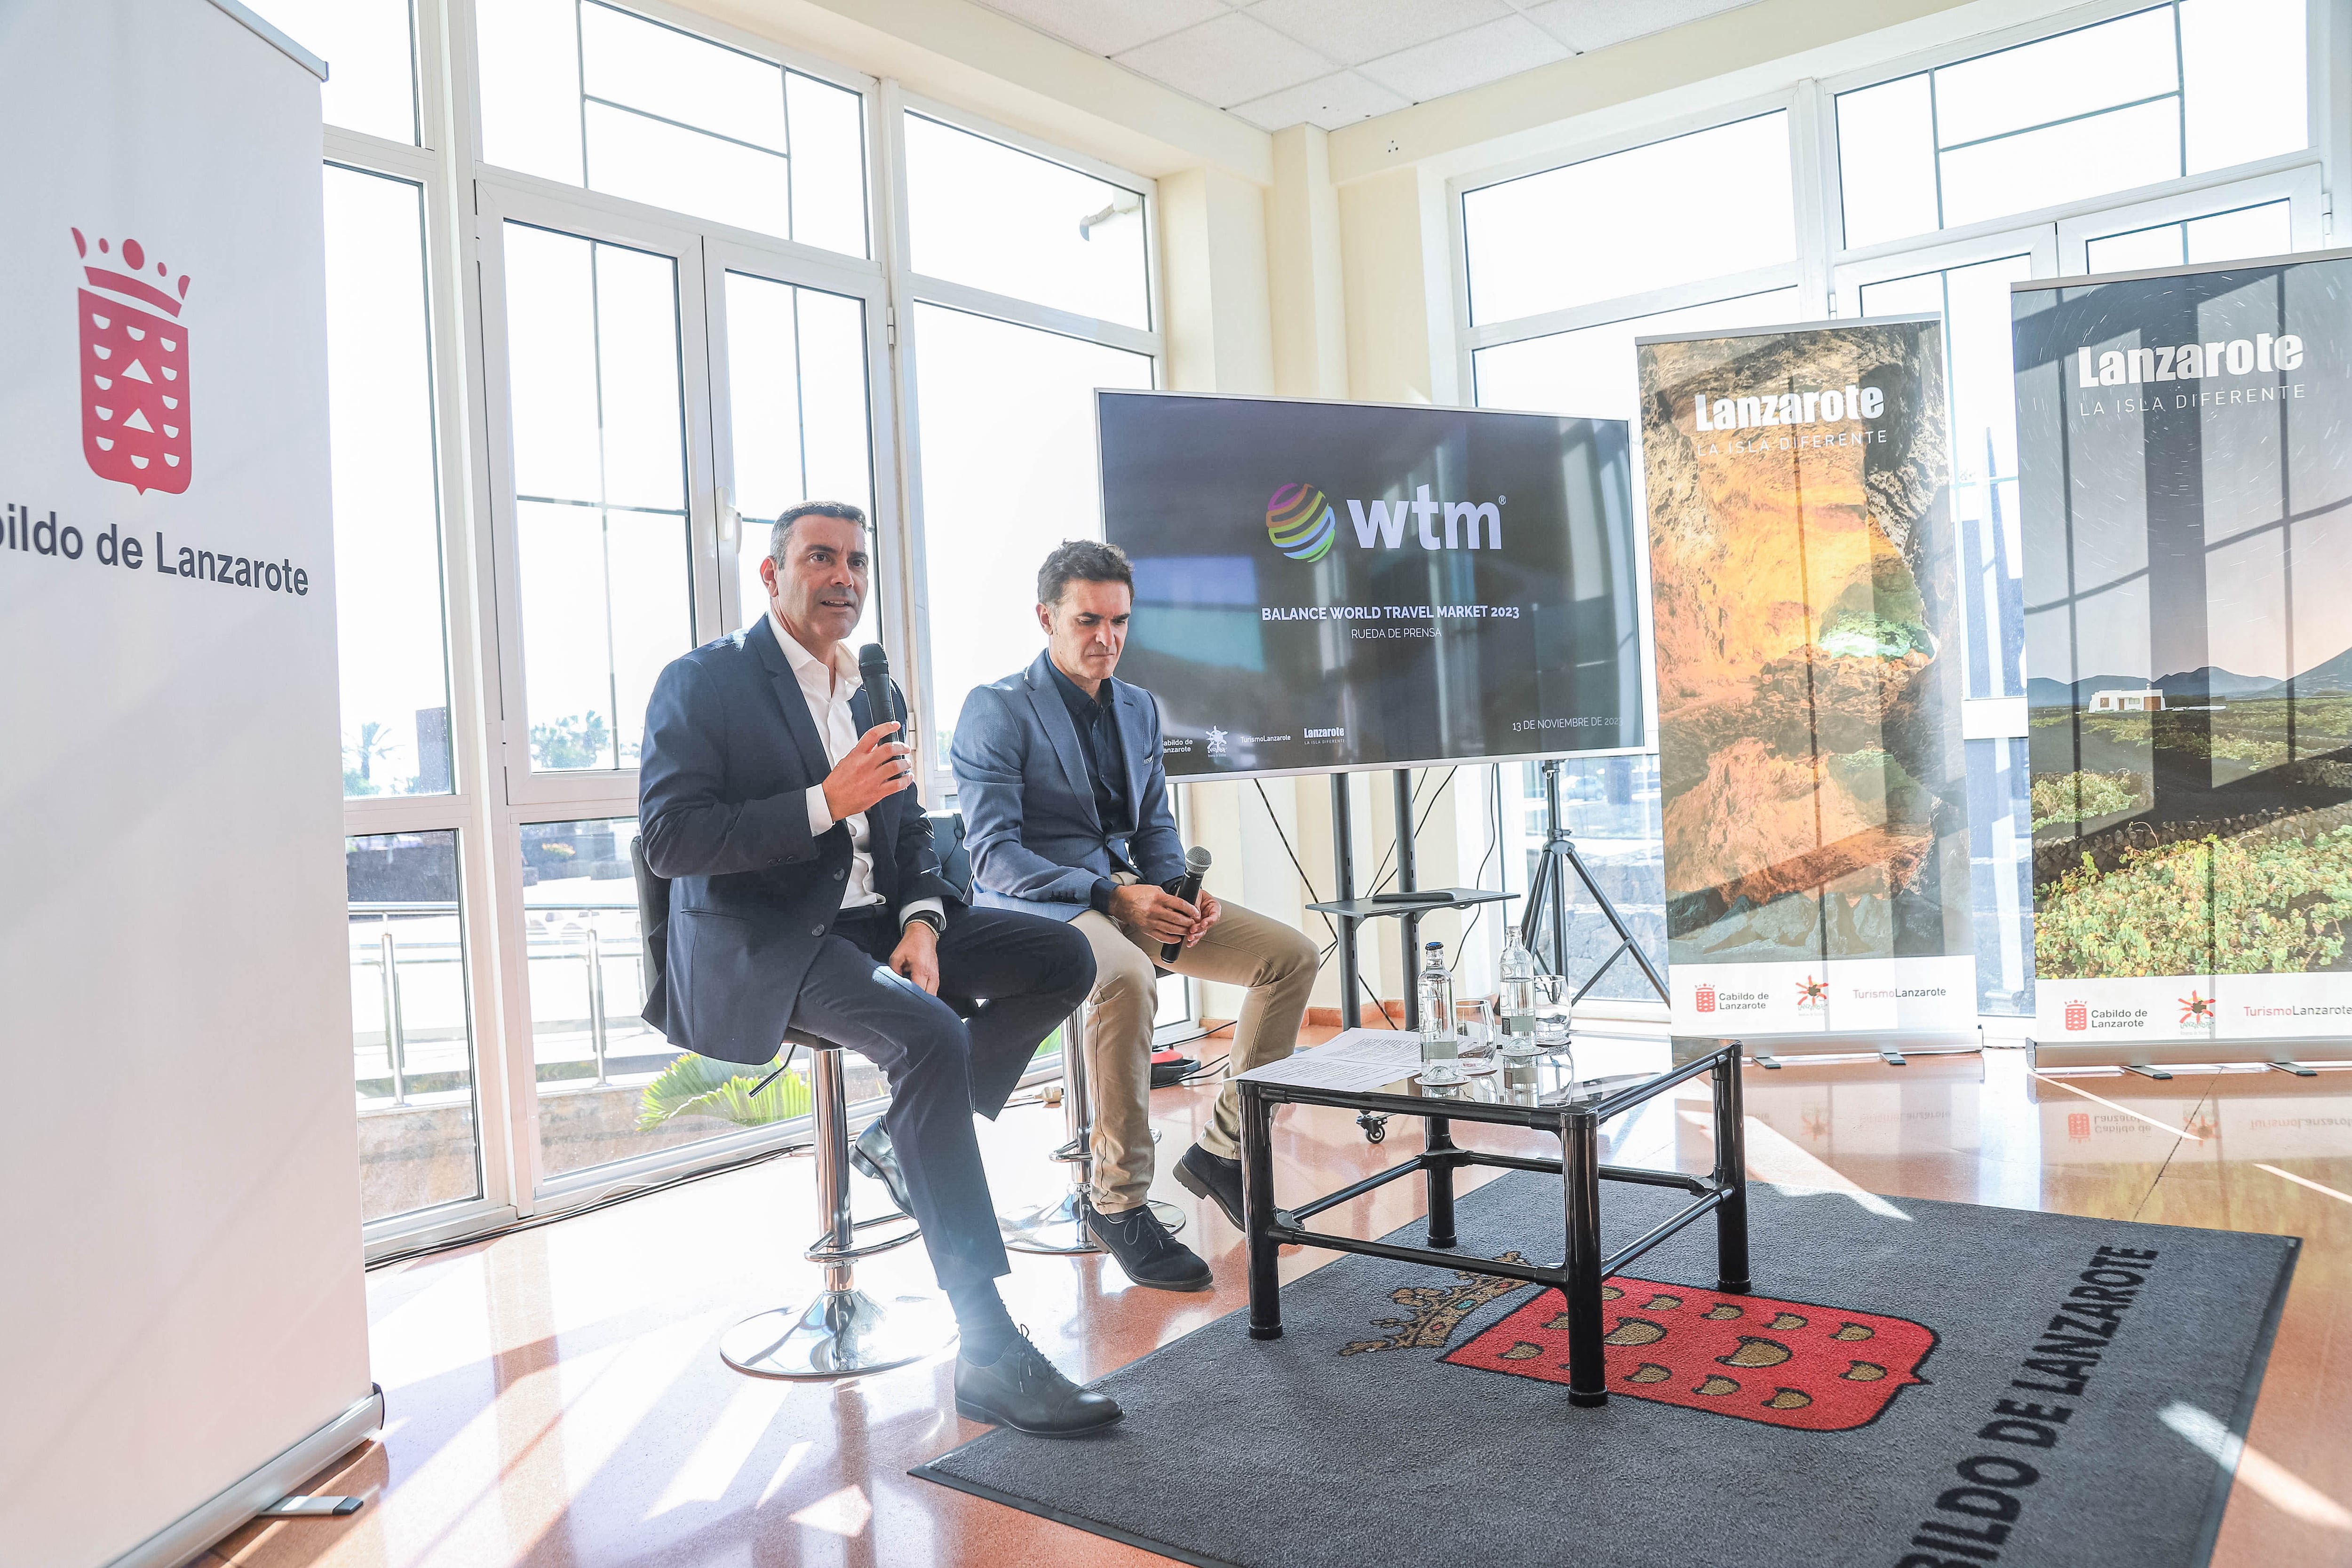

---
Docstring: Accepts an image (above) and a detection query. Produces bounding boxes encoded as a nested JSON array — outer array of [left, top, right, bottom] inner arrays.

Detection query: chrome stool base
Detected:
[[720, 1289, 956, 1379], [1001, 1192, 1185, 1254]]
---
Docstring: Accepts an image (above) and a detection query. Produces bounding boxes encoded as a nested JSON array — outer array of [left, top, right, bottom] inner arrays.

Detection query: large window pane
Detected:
[[1938, 98, 2181, 231], [477, 0, 868, 256], [477, 0, 585, 185], [1860, 253, 2034, 701], [1471, 287, 1804, 425], [325, 166, 451, 797], [2180, 0, 2306, 174], [1833, 1, 2308, 252], [348, 831, 479, 1221], [1931, 8, 2177, 147], [2086, 199, 2293, 275], [1463, 114, 1795, 325], [501, 223, 692, 771], [904, 114, 1149, 328], [723, 274, 876, 641], [250, 0, 418, 143], [523, 818, 878, 1179], [1836, 75, 1940, 249], [913, 307, 1152, 753]]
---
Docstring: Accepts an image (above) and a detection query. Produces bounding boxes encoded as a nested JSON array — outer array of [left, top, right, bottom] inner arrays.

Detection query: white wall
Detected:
[[0, 4, 373, 1563]]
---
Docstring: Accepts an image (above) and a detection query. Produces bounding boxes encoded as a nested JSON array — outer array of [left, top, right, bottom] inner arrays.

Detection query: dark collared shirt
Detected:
[[1047, 662, 1133, 914]]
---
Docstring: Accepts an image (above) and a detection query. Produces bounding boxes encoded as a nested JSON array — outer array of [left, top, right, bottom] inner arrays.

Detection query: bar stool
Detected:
[[629, 836, 953, 1379], [1000, 1007, 1186, 1253], [717, 1030, 957, 1378]]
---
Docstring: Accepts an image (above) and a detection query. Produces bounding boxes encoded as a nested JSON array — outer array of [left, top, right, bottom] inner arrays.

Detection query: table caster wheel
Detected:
[[1358, 1111, 1388, 1144]]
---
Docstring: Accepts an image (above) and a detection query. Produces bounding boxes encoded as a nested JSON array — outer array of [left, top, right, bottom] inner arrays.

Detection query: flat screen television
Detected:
[[1098, 389, 1644, 779]]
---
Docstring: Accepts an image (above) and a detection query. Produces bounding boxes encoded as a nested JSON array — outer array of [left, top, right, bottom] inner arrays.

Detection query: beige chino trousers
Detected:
[[1071, 899, 1319, 1213]]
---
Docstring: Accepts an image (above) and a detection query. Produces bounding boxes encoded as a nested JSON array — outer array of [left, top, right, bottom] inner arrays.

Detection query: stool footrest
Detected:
[[806, 1212, 922, 1264]]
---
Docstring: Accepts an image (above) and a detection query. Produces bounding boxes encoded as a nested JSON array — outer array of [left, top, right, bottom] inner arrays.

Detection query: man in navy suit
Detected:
[[638, 502, 1114, 1438], [952, 541, 1317, 1291]]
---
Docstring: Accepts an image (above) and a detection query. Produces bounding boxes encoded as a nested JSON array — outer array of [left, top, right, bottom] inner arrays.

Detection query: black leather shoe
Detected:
[[1084, 1200, 1214, 1291], [1173, 1142, 1245, 1229], [850, 1120, 912, 1216], [954, 1332, 1123, 1437]]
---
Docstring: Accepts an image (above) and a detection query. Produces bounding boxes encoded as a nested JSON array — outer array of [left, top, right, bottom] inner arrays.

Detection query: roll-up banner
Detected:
[[0, 2, 375, 1564], [1639, 319, 1976, 1044], [2014, 249, 2352, 1065]]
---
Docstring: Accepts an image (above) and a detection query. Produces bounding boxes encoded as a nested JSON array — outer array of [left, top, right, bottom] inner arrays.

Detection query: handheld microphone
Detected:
[[857, 642, 905, 787], [1162, 845, 1212, 962]]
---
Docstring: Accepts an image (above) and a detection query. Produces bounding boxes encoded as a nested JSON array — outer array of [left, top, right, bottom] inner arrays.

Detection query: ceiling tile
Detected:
[[1519, 0, 1755, 55], [971, 0, 1230, 59], [1228, 70, 1410, 131], [1357, 14, 1568, 102], [1243, 0, 1510, 68], [1114, 10, 1335, 108]]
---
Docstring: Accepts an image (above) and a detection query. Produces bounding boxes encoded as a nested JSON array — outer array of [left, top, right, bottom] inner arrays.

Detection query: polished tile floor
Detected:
[[206, 1040, 2352, 1568]]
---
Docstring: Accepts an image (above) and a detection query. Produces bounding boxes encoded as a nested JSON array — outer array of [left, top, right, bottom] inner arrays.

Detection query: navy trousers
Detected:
[[789, 905, 1094, 1291]]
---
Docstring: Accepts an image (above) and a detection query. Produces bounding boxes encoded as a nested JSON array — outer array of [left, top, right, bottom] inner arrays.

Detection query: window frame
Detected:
[[1444, 0, 2339, 1029], [884, 87, 1165, 808]]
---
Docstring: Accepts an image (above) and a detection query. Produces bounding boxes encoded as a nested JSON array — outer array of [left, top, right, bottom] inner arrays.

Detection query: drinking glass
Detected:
[[1455, 997, 1499, 1074]]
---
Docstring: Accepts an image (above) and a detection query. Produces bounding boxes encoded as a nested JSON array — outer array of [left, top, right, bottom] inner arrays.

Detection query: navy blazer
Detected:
[[637, 616, 960, 1065], [950, 651, 1185, 922]]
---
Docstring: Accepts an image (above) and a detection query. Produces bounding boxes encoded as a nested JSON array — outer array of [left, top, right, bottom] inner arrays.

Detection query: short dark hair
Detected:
[[1038, 539, 1133, 606], [770, 501, 868, 563]]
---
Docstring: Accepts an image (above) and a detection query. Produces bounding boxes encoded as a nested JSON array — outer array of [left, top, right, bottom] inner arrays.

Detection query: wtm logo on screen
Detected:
[[1264, 482, 1505, 559], [1264, 483, 1337, 561]]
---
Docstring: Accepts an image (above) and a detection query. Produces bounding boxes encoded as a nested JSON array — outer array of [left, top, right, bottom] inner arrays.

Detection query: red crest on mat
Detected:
[[1443, 1275, 1935, 1431], [72, 228, 192, 495]]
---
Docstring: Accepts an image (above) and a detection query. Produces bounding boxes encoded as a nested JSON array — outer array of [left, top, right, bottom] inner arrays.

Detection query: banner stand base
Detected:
[[2030, 1037, 2350, 1073], [103, 1385, 383, 1568], [1729, 1027, 1983, 1067]]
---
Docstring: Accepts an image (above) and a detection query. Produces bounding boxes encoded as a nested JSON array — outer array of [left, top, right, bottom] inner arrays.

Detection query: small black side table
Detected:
[[1237, 1037, 1750, 1407]]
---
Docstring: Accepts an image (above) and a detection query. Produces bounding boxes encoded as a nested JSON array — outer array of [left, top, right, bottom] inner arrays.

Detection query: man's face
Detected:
[[1037, 578, 1131, 686], [760, 514, 867, 645]]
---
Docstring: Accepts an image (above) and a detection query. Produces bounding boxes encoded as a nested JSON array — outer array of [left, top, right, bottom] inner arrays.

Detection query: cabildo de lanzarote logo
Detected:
[[1264, 483, 1336, 562], [75, 227, 191, 495]]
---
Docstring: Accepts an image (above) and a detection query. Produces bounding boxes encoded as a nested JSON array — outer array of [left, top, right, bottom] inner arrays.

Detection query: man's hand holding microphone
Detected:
[[820, 720, 914, 820]]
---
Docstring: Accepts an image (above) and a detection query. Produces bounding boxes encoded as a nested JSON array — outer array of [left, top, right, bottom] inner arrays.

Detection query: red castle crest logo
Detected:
[[1446, 1276, 1935, 1431], [73, 228, 191, 495], [2064, 1000, 2088, 1031], [1694, 984, 1716, 1014]]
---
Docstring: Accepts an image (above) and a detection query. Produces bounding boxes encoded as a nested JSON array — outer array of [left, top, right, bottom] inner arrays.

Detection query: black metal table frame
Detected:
[[1238, 1041, 1749, 1406]]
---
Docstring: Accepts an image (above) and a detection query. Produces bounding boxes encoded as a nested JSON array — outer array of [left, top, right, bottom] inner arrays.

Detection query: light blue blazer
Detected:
[[950, 651, 1186, 922]]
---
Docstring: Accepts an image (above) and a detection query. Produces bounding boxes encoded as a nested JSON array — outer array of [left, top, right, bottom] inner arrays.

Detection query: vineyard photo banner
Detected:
[[1639, 318, 1975, 1040], [2015, 250, 2352, 1055]]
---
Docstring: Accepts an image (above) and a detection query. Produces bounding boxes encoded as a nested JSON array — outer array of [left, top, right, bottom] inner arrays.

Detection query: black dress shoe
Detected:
[[1084, 1200, 1214, 1291], [955, 1333, 1123, 1437], [1173, 1142, 1245, 1229], [851, 1120, 912, 1216]]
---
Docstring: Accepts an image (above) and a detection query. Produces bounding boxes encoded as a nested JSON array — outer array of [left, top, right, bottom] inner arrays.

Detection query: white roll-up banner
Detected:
[[2015, 249, 2352, 1058], [0, 2, 373, 1564], [1638, 319, 1978, 1040]]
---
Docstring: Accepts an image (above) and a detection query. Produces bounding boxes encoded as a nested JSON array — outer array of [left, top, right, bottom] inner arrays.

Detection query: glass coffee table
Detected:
[[1235, 1031, 1750, 1406]]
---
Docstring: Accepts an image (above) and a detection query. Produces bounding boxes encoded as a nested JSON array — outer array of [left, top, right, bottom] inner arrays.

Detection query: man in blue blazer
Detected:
[[638, 502, 1114, 1438], [952, 540, 1317, 1291]]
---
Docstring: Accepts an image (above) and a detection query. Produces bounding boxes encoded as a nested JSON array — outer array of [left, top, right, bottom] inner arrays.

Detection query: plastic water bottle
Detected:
[[1499, 933, 1540, 1058], [1418, 941, 1462, 1085]]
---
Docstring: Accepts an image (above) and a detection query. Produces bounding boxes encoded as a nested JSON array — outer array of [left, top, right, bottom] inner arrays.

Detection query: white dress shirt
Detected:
[[767, 607, 944, 929]]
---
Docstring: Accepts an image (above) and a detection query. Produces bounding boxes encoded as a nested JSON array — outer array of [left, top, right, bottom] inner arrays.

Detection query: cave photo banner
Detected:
[[1640, 318, 1974, 1038], [2015, 250, 2352, 1053]]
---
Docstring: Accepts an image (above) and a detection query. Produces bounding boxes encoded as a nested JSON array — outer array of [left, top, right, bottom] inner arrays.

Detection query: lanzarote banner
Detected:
[[1639, 318, 1975, 1039], [2015, 250, 2352, 1056]]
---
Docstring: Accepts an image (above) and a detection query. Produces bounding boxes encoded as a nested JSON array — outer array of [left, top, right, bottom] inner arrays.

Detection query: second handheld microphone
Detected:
[[1161, 844, 1212, 962]]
